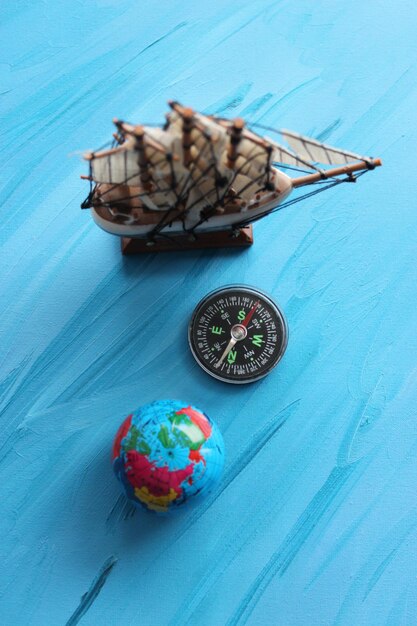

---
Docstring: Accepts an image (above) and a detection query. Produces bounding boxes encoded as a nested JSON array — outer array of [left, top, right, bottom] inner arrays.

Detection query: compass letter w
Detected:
[[252, 334, 264, 347]]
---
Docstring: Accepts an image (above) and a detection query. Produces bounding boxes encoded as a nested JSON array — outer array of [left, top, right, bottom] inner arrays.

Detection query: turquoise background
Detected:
[[1, 1, 417, 624]]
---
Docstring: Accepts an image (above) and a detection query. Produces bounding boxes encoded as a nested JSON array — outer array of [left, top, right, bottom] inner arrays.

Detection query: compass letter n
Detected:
[[227, 350, 237, 364]]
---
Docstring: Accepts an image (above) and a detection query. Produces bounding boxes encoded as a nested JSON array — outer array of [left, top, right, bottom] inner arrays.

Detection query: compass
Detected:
[[188, 285, 288, 384]]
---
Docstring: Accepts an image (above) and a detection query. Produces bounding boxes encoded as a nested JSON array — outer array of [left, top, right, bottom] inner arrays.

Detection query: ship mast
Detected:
[[226, 118, 245, 169], [134, 125, 153, 191]]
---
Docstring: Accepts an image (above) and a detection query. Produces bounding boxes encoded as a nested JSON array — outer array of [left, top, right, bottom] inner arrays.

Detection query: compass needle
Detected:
[[215, 337, 237, 368]]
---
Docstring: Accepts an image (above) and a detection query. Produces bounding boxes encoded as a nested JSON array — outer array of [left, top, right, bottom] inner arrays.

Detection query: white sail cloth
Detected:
[[279, 130, 368, 165], [89, 111, 275, 214]]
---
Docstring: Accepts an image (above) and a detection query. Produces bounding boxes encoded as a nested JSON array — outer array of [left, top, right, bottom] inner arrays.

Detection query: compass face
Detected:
[[188, 285, 288, 384]]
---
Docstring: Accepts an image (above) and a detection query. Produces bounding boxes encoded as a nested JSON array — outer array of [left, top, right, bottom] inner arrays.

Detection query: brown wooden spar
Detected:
[[226, 118, 244, 169], [291, 158, 382, 187], [112, 118, 125, 144], [180, 107, 194, 167], [181, 108, 195, 167], [168, 101, 195, 167], [133, 125, 153, 192], [112, 132, 123, 144]]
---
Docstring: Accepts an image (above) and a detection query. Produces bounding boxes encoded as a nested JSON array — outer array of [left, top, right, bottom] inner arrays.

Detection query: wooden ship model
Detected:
[[81, 101, 382, 254]]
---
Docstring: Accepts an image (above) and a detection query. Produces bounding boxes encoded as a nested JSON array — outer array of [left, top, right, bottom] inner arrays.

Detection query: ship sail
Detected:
[[86, 104, 277, 217], [271, 141, 312, 168], [279, 129, 371, 166], [263, 136, 323, 172]]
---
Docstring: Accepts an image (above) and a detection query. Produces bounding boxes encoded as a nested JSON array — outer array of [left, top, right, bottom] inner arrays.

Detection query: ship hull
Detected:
[[89, 167, 293, 239]]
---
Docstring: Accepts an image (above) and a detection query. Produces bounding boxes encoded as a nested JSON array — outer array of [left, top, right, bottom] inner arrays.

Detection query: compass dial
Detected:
[[188, 285, 288, 384]]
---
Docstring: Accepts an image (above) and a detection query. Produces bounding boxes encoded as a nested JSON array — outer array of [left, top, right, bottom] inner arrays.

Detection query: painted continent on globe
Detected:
[[112, 400, 225, 513]]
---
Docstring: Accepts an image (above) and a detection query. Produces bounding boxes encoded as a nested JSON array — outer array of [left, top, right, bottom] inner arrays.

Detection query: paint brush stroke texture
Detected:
[[66, 557, 117, 626], [1, 0, 417, 625]]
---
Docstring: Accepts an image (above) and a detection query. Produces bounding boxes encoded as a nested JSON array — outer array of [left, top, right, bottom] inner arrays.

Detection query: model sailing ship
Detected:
[[81, 101, 382, 253]]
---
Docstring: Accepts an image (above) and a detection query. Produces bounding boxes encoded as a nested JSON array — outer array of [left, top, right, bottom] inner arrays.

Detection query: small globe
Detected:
[[112, 400, 225, 513]]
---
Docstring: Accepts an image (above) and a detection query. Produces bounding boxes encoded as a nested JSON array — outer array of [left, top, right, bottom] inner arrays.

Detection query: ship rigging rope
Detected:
[[184, 170, 269, 236], [148, 125, 272, 239], [273, 163, 317, 175], [154, 142, 271, 238], [179, 143, 273, 236], [145, 130, 271, 240], [146, 128, 222, 239], [235, 169, 370, 228]]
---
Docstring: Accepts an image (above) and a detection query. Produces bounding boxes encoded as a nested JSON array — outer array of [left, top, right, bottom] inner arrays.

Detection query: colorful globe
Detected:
[[112, 400, 225, 513]]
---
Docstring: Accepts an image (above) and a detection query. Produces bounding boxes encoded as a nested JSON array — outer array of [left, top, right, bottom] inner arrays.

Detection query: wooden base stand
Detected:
[[121, 226, 253, 255]]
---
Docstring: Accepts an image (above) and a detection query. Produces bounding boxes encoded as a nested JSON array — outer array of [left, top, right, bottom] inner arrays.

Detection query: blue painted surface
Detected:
[[1, 1, 417, 624]]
